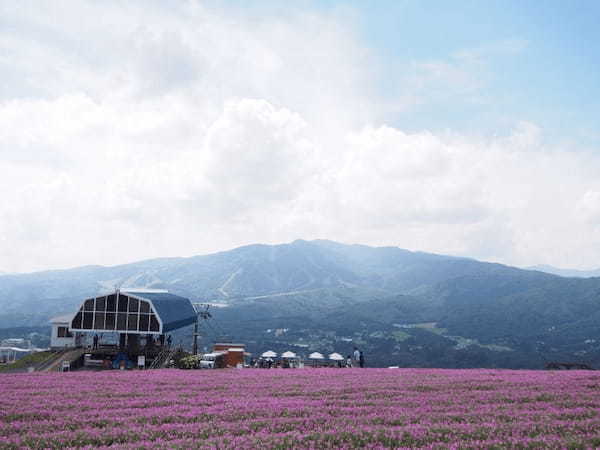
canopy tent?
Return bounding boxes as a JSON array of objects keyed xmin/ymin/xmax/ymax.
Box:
[
  {"xmin": 308, "ymin": 352, "xmax": 324, "ymax": 359},
  {"xmin": 261, "ymin": 350, "xmax": 277, "ymax": 358},
  {"xmin": 329, "ymin": 352, "xmax": 344, "ymax": 361},
  {"xmin": 281, "ymin": 351, "xmax": 297, "ymax": 358}
]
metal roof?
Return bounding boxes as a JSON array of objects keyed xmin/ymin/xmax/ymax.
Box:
[
  {"xmin": 123, "ymin": 291, "xmax": 196, "ymax": 333},
  {"xmin": 50, "ymin": 314, "xmax": 75, "ymax": 324}
]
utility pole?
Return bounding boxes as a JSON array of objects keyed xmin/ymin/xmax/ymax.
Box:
[{"xmin": 192, "ymin": 303, "xmax": 211, "ymax": 355}]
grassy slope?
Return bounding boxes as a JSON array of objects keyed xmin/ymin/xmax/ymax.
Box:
[{"xmin": 0, "ymin": 351, "xmax": 54, "ymax": 373}]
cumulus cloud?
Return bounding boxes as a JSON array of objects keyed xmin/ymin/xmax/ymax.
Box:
[{"xmin": 0, "ymin": 1, "xmax": 599, "ymax": 272}]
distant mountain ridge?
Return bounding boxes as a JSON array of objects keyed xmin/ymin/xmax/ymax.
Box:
[
  {"xmin": 2, "ymin": 239, "xmax": 600, "ymax": 368},
  {"xmin": 525, "ymin": 264, "xmax": 600, "ymax": 278},
  {"xmin": 0, "ymin": 239, "xmax": 474, "ymax": 306}
]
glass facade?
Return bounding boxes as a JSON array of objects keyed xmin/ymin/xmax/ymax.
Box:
[{"xmin": 70, "ymin": 293, "xmax": 161, "ymax": 333}]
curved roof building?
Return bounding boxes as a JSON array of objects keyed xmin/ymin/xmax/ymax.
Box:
[{"xmin": 69, "ymin": 289, "xmax": 196, "ymax": 335}]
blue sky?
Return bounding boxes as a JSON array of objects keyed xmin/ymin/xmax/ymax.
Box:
[
  {"xmin": 7, "ymin": 0, "xmax": 600, "ymax": 139},
  {"xmin": 323, "ymin": 0, "xmax": 600, "ymax": 144},
  {"xmin": 1, "ymin": 1, "xmax": 600, "ymax": 272},
  {"xmin": 207, "ymin": 0, "xmax": 600, "ymax": 143}
]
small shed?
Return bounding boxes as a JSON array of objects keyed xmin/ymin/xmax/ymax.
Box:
[
  {"xmin": 213, "ymin": 342, "xmax": 246, "ymax": 367},
  {"xmin": 50, "ymin": 314, "xmax": 76, "ymax": 349}
]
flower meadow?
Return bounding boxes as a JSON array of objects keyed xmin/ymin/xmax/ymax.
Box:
[{"xmin": 2, "ymin": 369, "xmax": 600, "ymax": 449}]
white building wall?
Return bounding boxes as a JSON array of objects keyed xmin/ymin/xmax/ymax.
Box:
[{"xmin": 50, "ymin": 323, "xmax": 75, "ymax": 349}]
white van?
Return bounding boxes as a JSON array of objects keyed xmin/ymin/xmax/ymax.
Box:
[{"xmin": 200, "ymin": 352, "xmax": 224, "ymax": 369}]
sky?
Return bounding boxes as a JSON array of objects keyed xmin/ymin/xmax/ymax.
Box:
[{"xmin": 1, "ymin": 0, "xmax": 600, "ymax": 273}]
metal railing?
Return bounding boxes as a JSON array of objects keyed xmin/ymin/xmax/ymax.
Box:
[
  {"xmin": 35, "ymin": 350, "xmax": 68, "ymax": 372},
  {"xmin": 149, "ymin": 347, "xmax": 178, "ymax": 369}
]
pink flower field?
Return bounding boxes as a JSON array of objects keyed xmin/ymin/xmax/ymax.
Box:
[{"xmin": 2, "ymin": 368, "xmax": 600, "ymax": 449}]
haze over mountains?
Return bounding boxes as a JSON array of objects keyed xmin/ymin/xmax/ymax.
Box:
[
  {"xmin": 525, "ymin": 265, "xmax": 600, "ymax": 279},
  {"xmin": 2, "ymin": 239, "xmax": 600, "ymax": 368}
]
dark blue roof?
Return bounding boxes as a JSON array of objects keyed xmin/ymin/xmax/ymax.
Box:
[{"xmin": 127, "ymin": 291, "xmax": 196, "ymax": 333}]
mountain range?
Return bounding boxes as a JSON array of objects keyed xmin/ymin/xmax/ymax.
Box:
[{"xmin": 2, "ymin": 239, "xmax": 600, "ymax": 368}]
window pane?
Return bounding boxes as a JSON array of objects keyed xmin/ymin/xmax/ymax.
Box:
[
  {"xmin": 58, "ymin": 327, "xmax": 73, "ymax": 337},
  {"xmin": 72, "ymin": 312, "xmax": 83, "ymax": 329},
  {"xmin": 117, "ymin": 295, "xmax": 128, "ymax": 312},
  {"xmin": 105, "ymin": 313, "xmax": 116, "ymax": 330},
  {"xmin": 139, "ymin": 314, "xmax": 149, "ymax": 331},
  {"xmin": 139, "ymin": 300, "xmax": 150, "ymax": 313},
  {"xmin": 84, "ymin": 299, "xmax": 95, "ymax": 311},
  {"xmin": 96, "ymin": 296, "xmax": 106, "ymax": 311},
  {"xmin": 106, "ymin": 294, "xmax": 117, "ymax": 311},
  {"xmin": 116, "ymin": 313, "xmax": 127, "ymax": 330},
  {"xmin": 57, "ymin": 326, "xmax": 73, "ymax": 338},
  {"xmin": 127, "ymin": 314, "xmax": 138, "ymax": 331},
  {"xmin": 128, "ymin": 297, "xmax": 139, "ymax": 312},
  {"xmin": 94, "ymin": 312, "xmax": 105, "ymax": 329},
  {"xmin": 83, "ymin": 312, "xmax": 93, "ymax": 329},
  {"xmin": 149, "ymin": 315, "xmax": 159, "ymax": 332}
]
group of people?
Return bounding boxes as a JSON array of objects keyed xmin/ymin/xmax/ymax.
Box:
[
  {"xmin": 250, "ymin": 347, "xmax": 366, "ymax": 369},
  {"xmin": 252, "ymin": 358, "xmax": 299, "ymax": 369},
  {"xmin": 144, "ymin": 334, "xmax": 173, "ymax": 349},
  {"xmin": 347, "ymin": 347, "xmax": 365, "ymax": 368},
  {"xmin": 91, "ymin": 333, "xmax": 172, "ymax": 350},
  {"xmin": 157, "ymin": 334, "xmax": 173, "ymax": 348}
]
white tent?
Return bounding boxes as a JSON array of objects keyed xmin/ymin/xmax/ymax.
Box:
[
  {"xmin": 261, "ymin": 350, "xmax": 277, "ymax": 358},
  {"xmin": 328, "ymin": 352, "xmax": 344, "ymax": 361},
  {"xmin": 281, "ymin": 351, "xmax": 297, "ymax": 358},
  {"xmin": 308, "ymin": 352, "xmax": 324, "ymax": 359}
]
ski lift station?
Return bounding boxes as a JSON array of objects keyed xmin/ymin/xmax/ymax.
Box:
[{"xmin": 49, "ymin": 289, "xmax": 197, "ymax": 369}]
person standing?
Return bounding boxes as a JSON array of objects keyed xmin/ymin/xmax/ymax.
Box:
[
  {"xmin": 93, "ymin": 334, "xmax": 99, "ymax": 350},
  {"xmin": 359, "ymin": 350, "xmax": 365, "ymax": 368},
  {"xmin": 166, "ymin": 335, "xmax": 172, "ymax": 348},
  {"xmin": 353, "ymin": 347, "xmax": 360, "ymax": 366}
]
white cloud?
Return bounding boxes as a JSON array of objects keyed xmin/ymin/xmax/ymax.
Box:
[
  {"xmin": 577, "ymin": 191, "xmax": 600, "ymax": 225},
  {"xmin": 0, "ymin": 2, "xmax": 599, "ymax": 272}
]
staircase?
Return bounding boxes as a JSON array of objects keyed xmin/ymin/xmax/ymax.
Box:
[
  {"xmin": 34, "ymin": 350, "xmax": 67, "ymax": 372},
  {"xmin": 149, "ymin": 347, "xmax": 178, "ymax": 369},
  {"xmin": 39, "ymin": 348, "xmax": 85, "ymax": 372}
]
